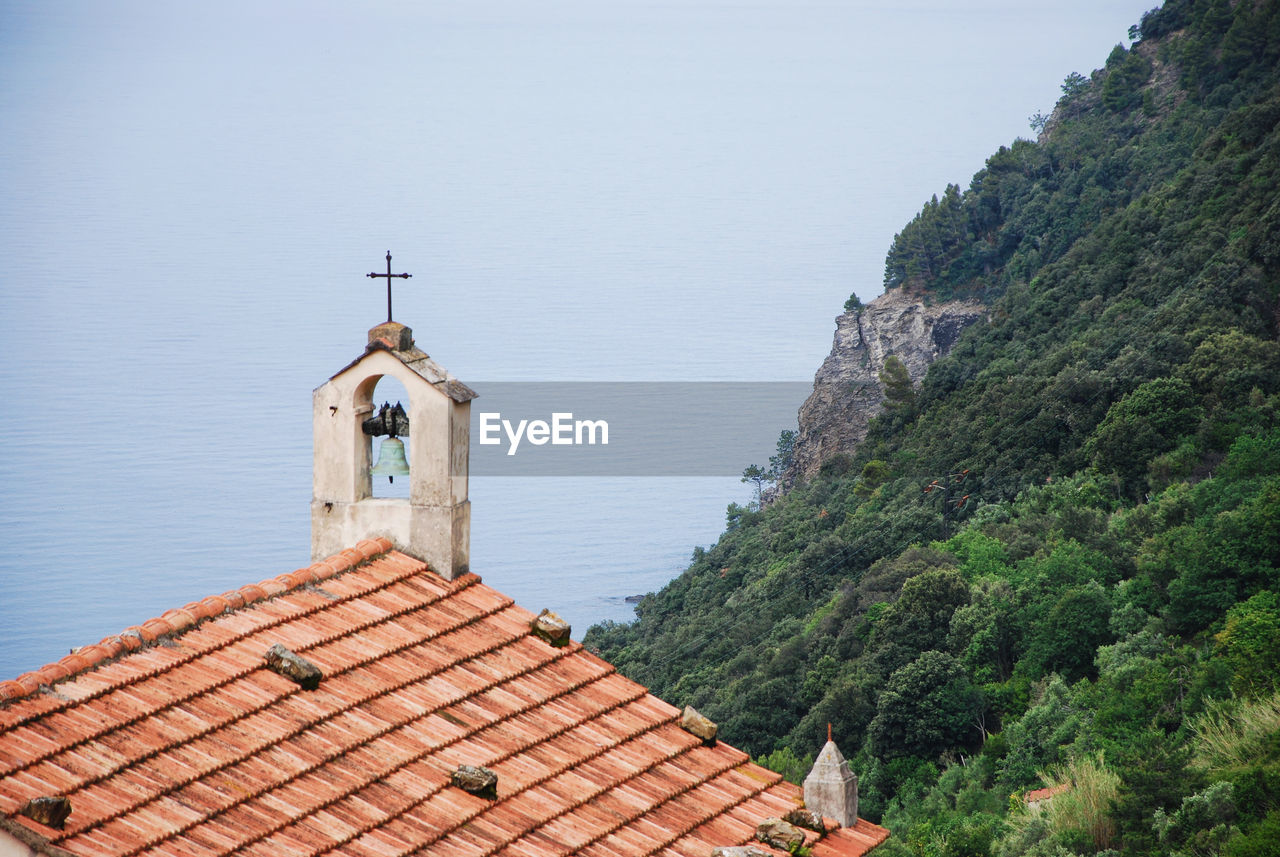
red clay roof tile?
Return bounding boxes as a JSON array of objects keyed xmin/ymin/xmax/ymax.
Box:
[
  {"xmin": 1, "ymin": 543, "xmax": 887, "ymax": 856},
  {"xmin": 1023, "ymin": 783, "xmax": 1070, "ymax": 803}
]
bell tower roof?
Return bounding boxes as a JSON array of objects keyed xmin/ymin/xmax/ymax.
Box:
[{"xmin": 323, "ymin": 321, "xmax": 477, "ymax": 404}]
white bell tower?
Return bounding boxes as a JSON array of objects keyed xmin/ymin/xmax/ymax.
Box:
[{"xmin": 311, "ymin": 317, "xmax": 474, "ymax": 579}]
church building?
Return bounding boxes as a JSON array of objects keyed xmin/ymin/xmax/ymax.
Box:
[{"xmin": 0, "ymin": 286, "xmax": 888, "ymax": 857}]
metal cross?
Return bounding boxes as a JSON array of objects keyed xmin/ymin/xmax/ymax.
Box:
[{"xmin": 367, "ymin": 251, "xmax": 412, "ymax": 323}]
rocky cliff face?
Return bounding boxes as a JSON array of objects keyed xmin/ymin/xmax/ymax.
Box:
[{"xmin": 789, "ymin": 289, "xmax": 986, "ymax": 481}]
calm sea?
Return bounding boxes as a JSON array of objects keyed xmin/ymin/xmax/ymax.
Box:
[{"xmin": 0, "ymin": 0, "xmax": 1154, "ymax": 678}]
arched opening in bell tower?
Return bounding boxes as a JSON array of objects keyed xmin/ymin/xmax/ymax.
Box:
[{"xmin": 356, "ymin": 374, "xmax": 412, "ymax": 500}]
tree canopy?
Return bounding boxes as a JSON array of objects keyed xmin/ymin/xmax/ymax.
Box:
[{"xmin": 587, "ymin": 3, "xmax": 1280, "ymax": 854}]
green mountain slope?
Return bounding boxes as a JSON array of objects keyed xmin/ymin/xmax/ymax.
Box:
[{"xmin": 585, "ymin": 1, "xmax": 1280, "ymax": 854}]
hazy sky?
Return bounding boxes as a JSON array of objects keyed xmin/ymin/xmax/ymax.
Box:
[
  {"xmin": 0, "ymin": 0, "xmax": 1158, "ymax": 675},
  {"xmin": 3, "ymin": 0, "xmax": 1157, "ymax": 380}
]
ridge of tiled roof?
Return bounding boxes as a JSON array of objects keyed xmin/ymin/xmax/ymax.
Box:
[
  {"xmin": 0, "ymin": 544, "xmax": 889, "ymax": 857},
  {"xmin": 0, "ymin": 538, "xmax": 395, "ymax": 704}
]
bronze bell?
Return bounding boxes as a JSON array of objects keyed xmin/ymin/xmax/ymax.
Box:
[{"xmin": 370, "ymin": 437, "xmax": 410, "ymax": 482}]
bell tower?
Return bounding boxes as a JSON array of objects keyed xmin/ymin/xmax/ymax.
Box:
[{"xmin": 311, "ymin": 315, "xmax": 475, "ymax": 579}]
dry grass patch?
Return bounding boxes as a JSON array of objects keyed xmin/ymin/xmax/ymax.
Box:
[
  {"xmin": 1191, "ymin": 690, "xmax": 1280, "ymax": 771},
  {"xmin": 1007, "ymin": 753, "xmax": 1120, "ymax": 853}
]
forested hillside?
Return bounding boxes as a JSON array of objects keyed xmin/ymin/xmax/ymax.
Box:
[{"xmin": 585, "ymin": 1, "xmax": 1280, "ymax": 854}]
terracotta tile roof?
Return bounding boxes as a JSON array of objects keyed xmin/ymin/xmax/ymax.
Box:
[
  {"xmin": 0, "ymin": 539, "xmax": 888, "ymax": 857},
  {"xmin": 1023, "ymin": 783, "xmax": 1071, "ymax": 804}
]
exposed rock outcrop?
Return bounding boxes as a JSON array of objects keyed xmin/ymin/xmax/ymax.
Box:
[{"xmin": 789, "ymin": 289, "xmax": 985, "ymax": 482}]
